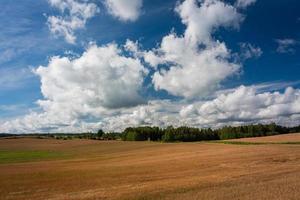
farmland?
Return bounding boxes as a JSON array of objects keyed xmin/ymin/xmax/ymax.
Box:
[{"xmin": 1, "ymin": 134, "xmax": 300, "ymax": 200}]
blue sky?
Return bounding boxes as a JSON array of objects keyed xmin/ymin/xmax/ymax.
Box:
[{"xmin": 0, "ymin": 0, "xmax": 300, "ymax": 133}]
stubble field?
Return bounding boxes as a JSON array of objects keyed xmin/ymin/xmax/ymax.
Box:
[{"xmin": 1, "ymin": 134, "xmax": 300, "ymax": 200}]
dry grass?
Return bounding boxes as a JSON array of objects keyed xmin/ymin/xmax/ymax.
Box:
[
  {"xmin": 229, "ymin": 132, "xmax": 300, "ymax": 143},
  {"xmin": 0, "ymin": 136, "xmax": 300, "ymax": 200}
]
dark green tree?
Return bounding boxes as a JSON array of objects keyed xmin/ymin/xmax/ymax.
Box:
[{"xmin": 97, "ymin": 129, "xmax": 105, "ymax": 138}]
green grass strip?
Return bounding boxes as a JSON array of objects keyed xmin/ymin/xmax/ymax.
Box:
[{"xmin": 0, "ymin": 150, "xmax": 67, "ymax": 164}]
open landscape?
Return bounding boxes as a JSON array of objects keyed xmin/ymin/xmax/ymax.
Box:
[
  {"xmin": 1, "ymin": 133, "xmax": 300, "ymax": 200},
  {"xmin": 1, "ymin": 1, "xmax": 300, "ymax": 199}
]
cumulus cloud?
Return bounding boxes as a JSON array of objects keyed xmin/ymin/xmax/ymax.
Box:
[
  {"xmin": 103, "ymin": 85, "xmax": 300, "ymax": 131},
  {"xmin": 86, "ymin": 86, "xmax": 300, "ymax": 130},
  {"xmin": 0, "ymin": 42, "xmax": 149, "ymax": 133},
  {"xmin": 102, "ymin": 100, "xmax": 182, "ymax": 131},
  {"xmin": 275, "ymin": 38, "xmax": 299, "ymax": 54},
  {"xmin": 151, "ymin": 38, "xmax": 240, "ymax": 98},
  {"xmin": 181, "ymin": 86, "xmax": 300, "ymax": 127},
  {"xmin": 3, "ymin": 0, "xmax": 299, "ymax": 133},
  {"xmin": 1, "ymin": 85, "xmax": 300, "ymax": 133},
  {"xmin": 140, "ymin": 0, "xmax": 243, "ymax": 99},
  {"xmin": 176, "ymin": 0, "xmax": 243, "ymax": 45},
  {"xmin": 47, "ymin": 0, "xmax": 99, "ymax": 44},
  {"xmin": 235, "ymin": 0, "xmax": 257, "ymax": 9},
  {"xmin": 36, "ymin": 43, "xmax": 148, "ymax": 111},
  {"xmin": 104, "ymin": 0, "xmax": 143, "ymax": 22},
  {"xmin": 108, "ymin": 85, "xmax": 300, "ymax": 131}
]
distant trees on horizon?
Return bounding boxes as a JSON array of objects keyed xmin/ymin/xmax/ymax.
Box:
[
  {"xmin": 121, "ymin": 123, "xmax": 300, "ymax": 142},
  {"xmin": 3, "ymin": 123, "xmax": 300, "ymax": 142}
]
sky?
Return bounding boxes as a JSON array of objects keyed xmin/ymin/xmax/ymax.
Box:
[{"xmin": 0, "ymin": 0, "xmax": 300, "ymax": 133}]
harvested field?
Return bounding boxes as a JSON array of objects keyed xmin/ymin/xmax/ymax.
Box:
[
  {"xmin": 229, "ymin": 133, "xmax": 300, "ymax": 143},
  {"xmin": 0, "ymin": 136, "xmax": 300, "ymax": 200}
]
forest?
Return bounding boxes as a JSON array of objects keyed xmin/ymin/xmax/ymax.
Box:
[
  {"xmin": 121, "ymin": 123, "xmax": 300, "ymax": 142},
  {"xmin": 2, "ymin": 123, "xmax": 300, "ymax": 142}
]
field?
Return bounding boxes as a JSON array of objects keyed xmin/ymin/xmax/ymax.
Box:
[
  {"xmin": 1, "ymin": 134, "xmax": 300, "ymax": 200},
  {"xmin": 229, "ymin": 133, "xmax": 300, "ymax": 143}
]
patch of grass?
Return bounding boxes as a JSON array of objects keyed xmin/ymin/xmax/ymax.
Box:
[
  {"xmin": 279, "ymin": 141, "xmax": 300, "ymax": 145},
  {"xmin": 0, "ymin": 150, "xmax": 67, "ymax": 164}
]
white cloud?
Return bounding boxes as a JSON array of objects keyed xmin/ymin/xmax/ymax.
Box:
[
  {"xmin": 151, "ymin": 38, "xmax": 240, "ymax": 98},
  {"xmin": 237, "ymin": 42, "xmax": 262, "ymax": 60},
  {"xmin": 99, "ymin": 100, "xmax": 188, "ymax": 132},
  {"xmin": 124, "ymin": 39, "xmax": 164, "ymax": 69},
  {"xmin": 184, "ymin": 86, "xmax": 300, "ymax": 126},
  {"xmin": 215, "ymin": 81, "xmax": 300, "ymax": 97},
  {"xmin": 176, "ymin": 0, "xmax": 243, "ymax": 45},
  {"xmin": 47, "ymin": 0, "xmax": 99, "ymax": 44},
  {"xmin": 1, "ymin": 85, "xmax": 300, "ymax": 133},
  {"xmin": 87, "ymin": 86, "xmax": 300, "ymax": 131},
  {"xmin": 275, "ymin": 38, "xmax": 299, "ymax": 54},
  {"xmin": 124, "ymin": 39, "xmax": 140, "ymax": 55},
  {"xmin": 104, "ymin": 0, "xmax": 143, "ymax": 22},
  {"xmin": 235, "ymin": 0, "xmax": 257, "ymax": 9},
  {"xmin": 0, "ymin": 43, "xmax": 148, "ymax": 133},
  {"xmin": 3, "ymin": 0, "xmax": 299, "ymax": 134},
  {"xmin": 36, "ymin": 43, "xmax": 148, "ymax": 112},
  {"xmin": 141, "ymin": 0, "xmax": 243, "ymax": 99}
]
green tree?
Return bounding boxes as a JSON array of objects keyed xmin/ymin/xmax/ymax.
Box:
[{"xmin": 97, "ymin": 129, "xmax": 105, "ymax": 138}]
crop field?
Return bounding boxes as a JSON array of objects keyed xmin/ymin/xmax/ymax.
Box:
[
  {"xmin": 0, "ymin": 135, "xmax": 300, "ymax": 200},
  {"xmin": 229, "ymin": 133, "xmax": 300, "ymax": 143}
]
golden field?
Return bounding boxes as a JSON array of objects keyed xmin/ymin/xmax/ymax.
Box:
[{"xmin": 1, "ymin": 134, "xmax": 300, "ymax": 200}]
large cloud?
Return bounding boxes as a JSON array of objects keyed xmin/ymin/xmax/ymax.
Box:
[
  {"xmin": 2, "ymin": 85, "xmax": 300, "ymax": 133},
  {"xmin": 0, "ymin": 43, "xmax": 148, "ymax": 133},
  {"xmin": 139, "ymin": 0, "xmax": 244, "ymax": 99},
  {"xmin": 151, "ymin": 38, "xmax": 240, "ymax": 98},
  {"xmin": 106, "ymin": 86, "xmax": 300, "ymax": 131},
  {"xmin": 36, "ymin": 43, "xmax": 148, "ymax": 114},
  {"xmin": 26, "ymin": 44, "xmax": 147, "ymax": 132},
  {"xmin": 104, "ymin": 0, "xmax": 143, "ymax": 22},
  {"xmin": 47, "ymin": 0, "xmax": 99, "ymax": 44},
  {"xmin": 181, "ymin": 86, "xmax": 300, "ymax": 125}
]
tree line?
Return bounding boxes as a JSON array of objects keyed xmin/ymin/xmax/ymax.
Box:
[
  {"xmin": 1, "ymin": 123, "xmax": 300, "ymax": 142},
  {"xmin": 121, "ymin": 123, "xmax": 300, "ymax": 142}
]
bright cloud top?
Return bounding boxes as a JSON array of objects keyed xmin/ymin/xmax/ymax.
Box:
[
  {"xmin": 47, "ymin": 0, "xmax": 99, "ymax": 44},
  {"xmin": 104, "ymin": 0, "xmax": 143, "ymax": 22},
  {"xmin": 139, "ymin": 0, "xmax": 243, "ymax": 99},
  {"xmin": 36, "ymin": 43, "xmax": 148, "ymax": 112},
  {"xmin": 0, "ymin": 43, "xmax": 148, "ymax": 133}
]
